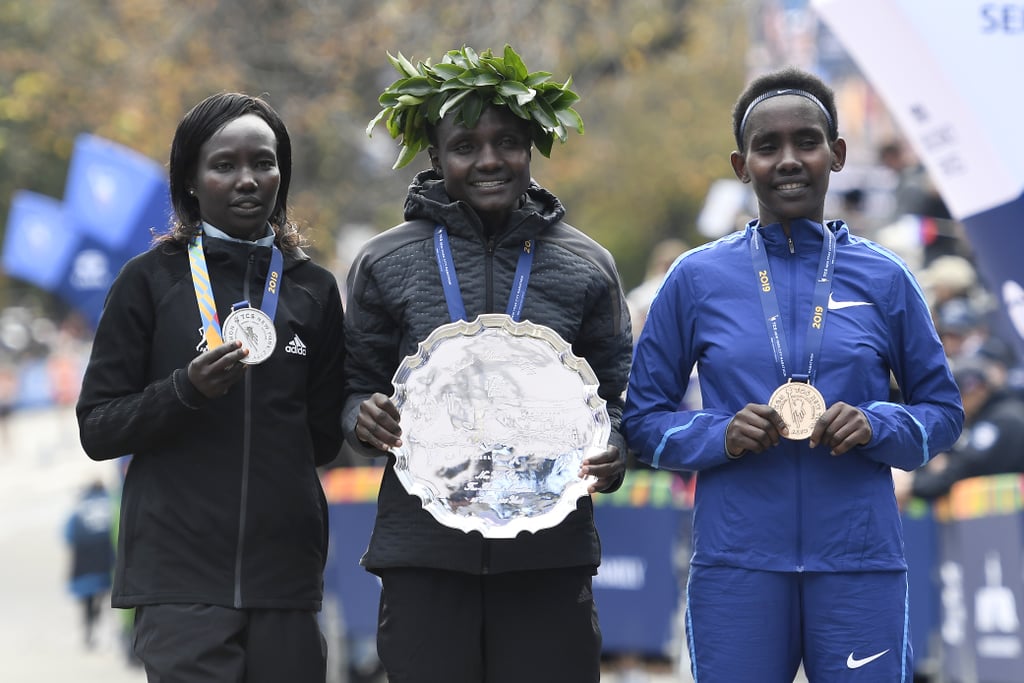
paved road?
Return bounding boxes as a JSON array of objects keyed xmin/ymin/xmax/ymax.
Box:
[{"xmin": 0, "ymin": 406, "xmax": 145, "ymax": 683}]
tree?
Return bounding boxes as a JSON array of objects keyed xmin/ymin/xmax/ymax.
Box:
[{"xmin": 0, "ymin": 0, "xmax": 747, "ymax": 314}]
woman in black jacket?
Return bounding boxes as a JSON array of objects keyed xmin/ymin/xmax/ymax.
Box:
[
  {"xmin": 348, "ymin": 46, "xmax": 633, "ymax": 683},
  {"xmin": 76, "ymin": 92, "xmax": 345, "ymax": 683}
]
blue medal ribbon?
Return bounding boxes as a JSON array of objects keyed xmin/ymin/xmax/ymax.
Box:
[
  {"xmin": 748, "ymin": 219, "xmax": 836, "ymax": 385},
  {"xmin": 187, "ymin": 232, "xmax": 284, "ymax": 347},
  {"xmin": 231, "ymin": 244, "xmax": 283, "ymax": 319},
  {"xmin": 433, "ymin": 225, "xmax": 535, "ymax": 323}
]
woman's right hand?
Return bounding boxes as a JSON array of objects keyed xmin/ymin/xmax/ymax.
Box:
[
  {"xmin": 356, "ymin": 392, "xmax": 403, "ymax": 452},
  {"xmin": 187, "ymin": 340, "xmax": 249, "ymax": 398},
  {"xmin": 725, "ymin": 403, "xmax": 788, "ymax": 458}
]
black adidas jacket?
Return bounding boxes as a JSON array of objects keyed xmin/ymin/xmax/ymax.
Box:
[{"xmin": 77, "ymin": 235, "xmax": 345, "ymax": 609}]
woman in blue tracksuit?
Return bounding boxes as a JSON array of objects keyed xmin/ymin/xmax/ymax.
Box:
[{"xmin": 622, "ymin": 68, "xmax": 963, "ymax": 682}]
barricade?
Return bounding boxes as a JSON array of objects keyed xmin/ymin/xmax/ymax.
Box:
[
  {"xmin": 592, "ymin": 469, "xmax": 693, "ymax": 659},
  {"xmin": 321, "ymin": 466, "xmax": 695, "ymax": 661},
  {"xmin": 929, "ymin": 474, "xmax": 1024, "ymax": 683},
  {"xmin": 322, "ymin": 466, "xmax": 384, "ymax": 642}
]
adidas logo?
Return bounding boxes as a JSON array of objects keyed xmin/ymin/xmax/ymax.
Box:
[{"xmin": 285, "ymin": 333, "xmax": 307, "ymax": 356}]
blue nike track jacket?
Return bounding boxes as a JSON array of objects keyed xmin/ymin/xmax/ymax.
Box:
[{"xmin": 622, "ymin": 218, "xmax": 963, "ymax": 572}]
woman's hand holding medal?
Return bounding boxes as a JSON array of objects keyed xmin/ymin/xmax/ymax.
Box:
[
  {"xmin": 187, "ymin": 340, "xmax": 249, "ymax": 398},
  {"xmin": 726, "ymin": 403, "xmax": 789, "ymax": 458},
  {"xmin": 726, "ymin": 400, "xmax": 872, "ymax": 459},
  {"xmin": 808, "ymin": 401, "xmax": 872, "ymax": 456}
]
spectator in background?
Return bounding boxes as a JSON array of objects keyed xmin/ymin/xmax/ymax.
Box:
[
  {"xmin": 878, "ymin": 139, "xmax": 950, "ymax": 221},
  {"xmin": 0, "ymin": 362, "xmax": 15, "ymax": 450},
  {"xmin": 934, "ymin": 297, "xmax": 989, "ymax": 361},
  {"xmin": 917, "ymin": 254, "xmax": 980, "ymax": 310},
  {"xmin": 900, "ymin": 356, "xmax": 1024, "ymax": 502},
  {"xmin": 626, "ymin": 237, "xmax": 689, "ymax": 342},
  {"xmin": 877, "ymin": 139, "xmax": 963, "ymax": 265},
  {"xmin": 64, "ymin": 480, "xmax": 115, "ymax": 649}
]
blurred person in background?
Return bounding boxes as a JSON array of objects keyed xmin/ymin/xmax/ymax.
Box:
[
  {"xmin": 76, "ymin": 92, "xmax": 346, "ymax": 683},
  {"xmin": 64, "ymin": 479, "xmax": 115, "ymax": 650},
  {"xmin": 898, "ymin": 356, "xmax": 1024, "ymax": 503},
  {"xmin": 916, "ymin": 254, "xmax": 979, "ymax": 310},
  {"xmin": 0, "ymin": 361, "xmax": 15, "ymax": 449},
  {"xmin": 626, "ymin": 236, "xmax": 689, "ymax": 342},
  {"xmin": 346, "ymin": 45, "xmax": 632, "ymax": 683},
  {"xmin": 623, "ymin": 67, "xmax": 963, "ymax": 682}
]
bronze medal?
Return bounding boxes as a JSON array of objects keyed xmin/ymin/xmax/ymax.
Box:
[{"xmin": 768, "ymin": 381, "xmax": 827, "ymax": 440}]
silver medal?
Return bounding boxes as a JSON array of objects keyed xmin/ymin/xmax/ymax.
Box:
[{"xmin": 221, "ymin": 307, "xmax": 277, "ymax": 365}]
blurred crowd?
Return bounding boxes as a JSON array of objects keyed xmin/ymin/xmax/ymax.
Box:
[{"xmin": 0, "ymin": 306, "xmax": 93, "ymax": 450}]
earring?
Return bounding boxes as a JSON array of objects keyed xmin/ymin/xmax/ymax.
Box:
[{"xmin": 188, "ymin": 188, "xmax": 196, "ymax": 196}]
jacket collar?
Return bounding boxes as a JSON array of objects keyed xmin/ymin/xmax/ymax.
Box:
[
  {"xmin": 403, "ymin": 169, "xmax": 565, "ymax": 243},
  {"xmin": 750, "ymin": 217, "xmax": 849, "ymax": 253}
]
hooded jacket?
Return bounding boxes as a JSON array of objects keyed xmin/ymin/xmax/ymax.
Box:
[
  {"xmin": 623, "ymin": 218, "xmax": 963, "ymax": 572},
  {"xmin": 77, "ymin": 235, "xmax": 345, "ymax": 609},
  {"xmin": 342, "ymin": 171, "xmax": 632, "ymax": 574}
]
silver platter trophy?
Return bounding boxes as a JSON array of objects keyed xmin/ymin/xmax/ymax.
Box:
[
  {"xmin": 768, "ymin": 380, "xmax": 827, "ymax": 440},
  {"xmin": 222, "ymin": 306, "xmax": 277, "ymax": 365},
  {"xmin": 390, "ymin": 313, "xmax": 609, "ymax": 539}
]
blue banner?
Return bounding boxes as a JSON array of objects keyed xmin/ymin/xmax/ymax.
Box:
[
  {"xmin": 931, "ymin": 475, "xmax": 1024, "ymax": 682},
  {"xmin": 54, "ymin": 234, "xmax": 124, "ymax": 328},
  {"xmin": 960, "ymin": 193, "xmax": 1024, "ymax": 358},
  {"xmin": 2, "ymin": 191, "xmax": 81, "ymax": 291},
  {"xmin": 3, "ymin": 136, "xmax": 171, "ymax": 328},
  {"xmin": 325, "ymin": 501, "xmax": 381, "ymax": 639},
  {"xmin": 593, "ymin": 504, "xmax": 689, "ymax": 657},
  {"xmin": 63, "ymin": 134, "xmax": 171, "ymax": 257}
]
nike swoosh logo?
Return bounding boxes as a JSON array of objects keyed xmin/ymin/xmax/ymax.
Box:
[
  {"xmin": 828, "ymin": 293, "xmax": 874, "ymax": 310},
  {"xmin": 846, "ymin": 649, "xmax": 890, "ymax": 669}
]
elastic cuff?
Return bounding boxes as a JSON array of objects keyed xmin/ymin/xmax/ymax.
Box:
[{"xmin": 172, "ymin": 368, "xmax": 204, "ymax": 410}]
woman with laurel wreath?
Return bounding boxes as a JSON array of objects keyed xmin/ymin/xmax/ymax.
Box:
[
  {"xmin": 344, "ymin": 46, "xmax": 632, "ymax": 683},
  {"xmin": 622, "ymin": 67, "xmax": 963, "ymax": 682}
]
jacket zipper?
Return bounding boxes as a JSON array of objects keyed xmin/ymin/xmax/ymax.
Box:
[
  {"xmin": 484, "ymin": 234, "xmax": 497, "ymax": 314},
  {"xmin": 234, "ymin": 250, "xmax": 256, "ymax": 607},
  {"xmin": 483, "ymin": 233, "xmax": 497, "ymax": 574},
  {"xmin": 786, "ymin": 241, "xmax": 805, "ymax": 571}
]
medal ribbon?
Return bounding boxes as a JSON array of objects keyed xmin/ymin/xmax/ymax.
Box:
[
  {"xmin": 433, "ymin": 225, "xmax": 535, "ymax": 323},
  {"xmin": 232, "ymin": 244, "xmax": 283, "ymax": 319},
  {"xmin": 188, "ymin": 234, "xmax": 224, "ymax": 348},
  {"xmin": 188, "ymin": 233, "xmax": 284, "ymax": 348},
  {"xmin": 748, "ymin": 219, "xmax": 836, "ymax": 385}
]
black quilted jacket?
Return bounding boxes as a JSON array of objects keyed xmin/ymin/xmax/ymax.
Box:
[{"xmin": 342, "ymin": 170, "xmax": 632, "ymax": 574}]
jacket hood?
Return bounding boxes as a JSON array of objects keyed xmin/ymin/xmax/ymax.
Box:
[{"xmin": 403, "ymin": 169, "xmax": 565, "ymax": 240}]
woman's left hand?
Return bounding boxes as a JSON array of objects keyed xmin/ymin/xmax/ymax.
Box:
[
  {"xmin": 580, "ymin": 445, "xmax": 625, "ymax": 494},
  {"xmin": 809, "ymin": 401, "xmax": 872, "ymax": 455}
]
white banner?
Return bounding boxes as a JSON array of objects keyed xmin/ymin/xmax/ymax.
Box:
[{"xmin": 812, "ymin": 0, "xmax": 1024, "ymax": 220}]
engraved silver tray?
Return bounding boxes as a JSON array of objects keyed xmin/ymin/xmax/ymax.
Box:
[{"xmin": 390, "ymin": 313, "xmax": 609, "ymax": 538}]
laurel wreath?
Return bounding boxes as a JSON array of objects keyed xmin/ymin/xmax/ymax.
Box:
[{"xmin": 367, "ymin": 45, "xmax": 584, "ymax": 169}]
